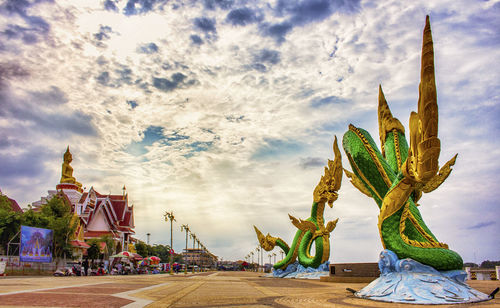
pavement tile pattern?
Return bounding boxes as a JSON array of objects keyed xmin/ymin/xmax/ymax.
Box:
[{"xmin": 0, "ymin": 272, "xmax": 498, "ymax": 307}]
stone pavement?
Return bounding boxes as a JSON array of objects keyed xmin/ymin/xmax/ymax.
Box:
[{"xmin": 0, "ymin": 272, "xmax": 498, "ymax": 307}]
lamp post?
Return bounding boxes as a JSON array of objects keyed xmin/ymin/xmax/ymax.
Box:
[
  {"xmin": 146, "ymin": 233, "xmax": 150, "ymax": 245},
  {"xmin": 196, "ymin": 239, "xmax": 201, "ymax": 270},
  {"xmin": 256, "ymin": 247, "xmax": 260, "ymax": 272},
  {"xmin": 180, "ymin": 224, "xmax": 189, "ymax": 273},
  {"xmin": 250, "ymin": 251, "xmax": 254, "ymax": 270},
  {"xmin": 190, "ymin": 233, "xmax": 196, "ymax": 272},
  {"xmin": 273, "ymin": 252, "xmax": 276, "ymax": 264},
  {"xmin": 280, "ymin": 250, "xmax": 284, "ymax": 260},
  {"xmin": 164, "ymin": 211, "xmax": 176, "ymax": 272}
]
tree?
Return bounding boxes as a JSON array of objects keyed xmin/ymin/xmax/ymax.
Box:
[
  {"xmin": 480, "ymin": 260, "xmax": 500, "ymax": 268},
  {"xmin": 0, "ymin": 195, "xmax": 22, "ymax": 254},
  {"xmin": 135, "ymin": 241, "xmax": 148, "ymax": 257},
  {"xmin": 20, "ymin": 194, "xmax": 78, "ymax": 261},
  {"xmin": 151, "ymin": 244, "xmax": 171, "ymax": 263},
  {"xmin": 87, "ymin": 239, "xmax": 100, "ymax": 267},
  {"xmin": 99, "ymin": 235, "xmax": 115, "ymax": 257},
  {"xmin": 39, "ymin": 195, "xmax": 78, "ymax": 260}
]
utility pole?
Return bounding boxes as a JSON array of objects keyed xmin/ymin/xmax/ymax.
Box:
[
  {"xmin": 181, "ymin": 224, "xmax": 189, "ymax": 273},
  {"xmin": 164, "ymin": 211, "xmax": 176, "ymax": 272},
  {"xmin": 190, "ymin": 233, "xmax": 196, "ymax": 272},
  {"xmin": 256, "ymin": 247, "xmax": 260, "ymax": 272}
]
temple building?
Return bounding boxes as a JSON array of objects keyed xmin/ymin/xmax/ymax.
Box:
[{"xmin": 33, "ymin": 147, "xmax": 136, "ymax": 257}]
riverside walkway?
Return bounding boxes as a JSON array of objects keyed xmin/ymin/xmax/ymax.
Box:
[{"xmin": 0, "ymin": 271, "xmax": 498, "ymax": 307}]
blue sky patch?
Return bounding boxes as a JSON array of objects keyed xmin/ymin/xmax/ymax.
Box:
[
  {"xmin": 125, "ymin": 125, "xmax": 164, "ymax": 156},
  {"xmin": 252, "ymin": 138, "xmax": 303, "ymax": 160},
  {"xmin": 127, "ymin": 100, "xmax": 138, "ymax": 109},
  {"xmin": 310, "ymin": 95, "xmax": 349, "ymax": 108}
]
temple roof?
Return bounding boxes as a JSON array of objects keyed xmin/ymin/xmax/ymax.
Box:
[{"xmin": 7, "ymin": 197, "xmax": 23, "ymax": 213}]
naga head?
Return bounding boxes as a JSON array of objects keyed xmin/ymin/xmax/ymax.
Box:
[
  {"xmin": 254, "ymin": 225, "xmax": 277, "ymax": 251},
  {"xmin": 313, "ymin": 136, "xmax": 343, "ymax": 207}
]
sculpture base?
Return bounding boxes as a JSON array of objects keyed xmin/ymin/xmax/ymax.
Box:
[
  {"xmin": 355, "ymin": 250, "xmax": 491, "ymax": 304},
  {"xmin": 269, "ymin": 261, "xmax": 330, "ymax": 279},
  {"xmin": 56, "ymin": 183, "xmax": 83, "ymax": 193}
]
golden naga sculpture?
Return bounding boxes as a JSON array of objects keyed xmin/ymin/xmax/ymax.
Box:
[
  {"xmin": 60, "ymin": 146, "xmax": 83, "ymax": 190},
  {"xmin": 342, "ymin": 16, "xmax": 462, "ymax": 270}
]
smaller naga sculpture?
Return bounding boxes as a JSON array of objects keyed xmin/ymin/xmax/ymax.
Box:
[
  {"xmin": 60, "ymin": 146, "xmax": 83, "ymax": 189},
  {"xmin": 254, "ymin": 136, "xmax": 342, "ymax": 271}
]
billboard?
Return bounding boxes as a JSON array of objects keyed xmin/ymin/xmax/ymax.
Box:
[{"xmin": 20, "ymin": 225, "xmax": 53, "ymax": 263}]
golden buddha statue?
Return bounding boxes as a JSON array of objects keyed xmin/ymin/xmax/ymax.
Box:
[{"xmin": 60, "ymin": 146, "xmax": 82, "ymax": 189}]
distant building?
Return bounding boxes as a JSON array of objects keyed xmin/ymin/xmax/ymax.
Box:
[
  {"xmin": 32, "ymin": 147, "xmax": 136, "ymax": 258},
  {"xmin": 182, "ymin": 248, "xmax": 217, "ymax": 269}
]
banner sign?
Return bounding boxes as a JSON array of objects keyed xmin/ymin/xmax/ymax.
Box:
[{"xmin": 20, "ymin": 225, "xmax": 53, "ymax": 263}]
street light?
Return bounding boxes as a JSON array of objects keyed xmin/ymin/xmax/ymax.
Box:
[
  {"xmin": 250, "ymin": 251, "xmax": 254, "ymax": 270},
  {"xmin": 190, "ymin": 233, "xmax": 196, "ymax": 271},
  {"xmin": 256, "ymin": 247, "xmax": 260, "ymax": 272},
  {"xmin": 273, "ymin": 252, "xmax": 276, "ymax": 264},
  {"xmin": 181, "ymin": 224, "xmax": 189, "ymax": 272},
  {"xmin": 164, "ymin": 211, "xmax": 176, "ymax": 271}
]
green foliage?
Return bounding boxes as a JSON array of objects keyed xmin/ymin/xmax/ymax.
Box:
[
  {"xmin": 87, "ymin": 239, "xmax": 100, "ymax": 262},
  {"xmin": 135, "ymin": 241, "xmax": 148, "ymax": 257},
  {"xmin": 99, "ymin": 235, "xmax": 115, "ymax": 256},
  {"xmin": 151, "ymin": 244, "xmax": 172, "ymax": 263},
  {"xmin": 0, "ymin": 195, "xmax": 22, "ymax": 253},
  {"xmin": 134, "ymin": 242, "xmax": 175, "ymax": 263},
  {"xmin": 19, "ymin": 195, "xmax": 78, "ymax": 260},
  {"xmin": 42, "ymin": 196, "xmax": 78, "ymax": 259},
  {"xmin": 480, "ymin": 260, "xmax": 500, "ymax": 268}
]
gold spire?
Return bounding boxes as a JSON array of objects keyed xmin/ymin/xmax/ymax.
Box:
[
  {"xmin": 377, "ymin": 85, "xmax": 404, "ymax": 157},
  {"xmin": 405, "ymin": 15, "xmax": 441, "ymax": 183}
]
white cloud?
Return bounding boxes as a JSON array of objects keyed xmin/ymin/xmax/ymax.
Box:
[{"xmin": 0, "ymin": 0, "xmax": 498, "ymax": 263}]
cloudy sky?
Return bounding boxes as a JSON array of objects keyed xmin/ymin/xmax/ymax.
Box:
[{"xmin": 0, "ymin": 0, "xmax": 498, "ymax": 264}]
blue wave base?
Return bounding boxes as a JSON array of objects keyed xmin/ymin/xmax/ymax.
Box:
[
  {"xmin": 269, "ymin": 261, "xmax": 330, "ymax": 279},
  {"xmin": 355, "ymin": 250, "xmax": 491, "ymax": 304}
]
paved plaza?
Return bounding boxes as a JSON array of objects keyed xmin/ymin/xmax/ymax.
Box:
[{"xmin": 0, "ymin": 272, "xmax": 498, "ymax": 307}]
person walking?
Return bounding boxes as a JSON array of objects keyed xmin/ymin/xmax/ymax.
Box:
[{"xmin": 82, "ymin": 258, "xmax": 89, "ymax": 276}]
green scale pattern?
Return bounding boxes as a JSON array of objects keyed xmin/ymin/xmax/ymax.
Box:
[{"xmin": 342, "ymin": 127, "xmax": 463, "ymax": 271}]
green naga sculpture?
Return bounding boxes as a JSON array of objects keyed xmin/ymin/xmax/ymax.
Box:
[
  {"xmin": 342, "ymin": 16, "xmax": 462, "ymax": 271},
  {"xmin": 254, "ymin": 137, "xmax": 343, "ymax": 270}
]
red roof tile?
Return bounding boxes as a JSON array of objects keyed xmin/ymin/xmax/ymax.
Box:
[
  {"xmin": 84, "ymin": 231, "xmax": 118, "ymax": 239},
  {"xmin": 119, "ymin": 211, "xmax": 132, "ymax": 226},
  {"xmin": 8, "ymin": 198, "xmax": 23, "ymax": 213},
  {"xmin": 78, "ymin": 192, "xmax": 88, "ymax": 204},
  {"xmin": 69, "ymin": 240, "xmax": 90, "ymax": 248},
  {"xmin": 110, "ymin": 199, "xmax": 126, "ymax": 219}
]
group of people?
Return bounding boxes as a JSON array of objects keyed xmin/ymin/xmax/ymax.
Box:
[
  {"xmin": 55, "ymin": 258, "xmax": 165, "ymax": 277},
  {"xmin": 110, "ymin": 260, "xmax": 161, "ymax": 275},
  {"xmin": 67, "ymin": 259, "xmax": 107, "ymax": 276},
  {"xmin": 54, "ymin": 259, "xmax": 108, "ymax": 277}
]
